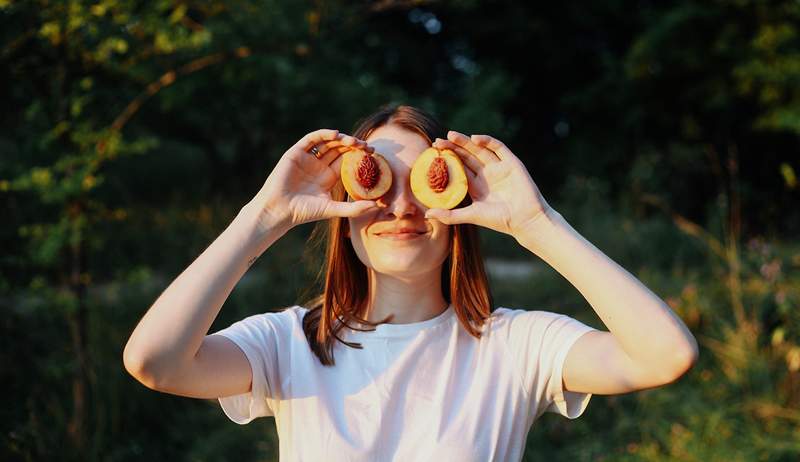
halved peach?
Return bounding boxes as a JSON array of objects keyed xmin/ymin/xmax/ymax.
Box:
[
  {"xmin": 410, "ymin": 147, "xmax": 468, "ymax": 209},
  {"xmin": 341, "ymin": 149, "xmax": 392, "ymax": 200}
]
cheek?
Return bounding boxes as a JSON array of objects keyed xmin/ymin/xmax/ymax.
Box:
[
  {"xmin": 347, "ymin": 214, "xmax": 372, "ymax": 238},
  {"xmin": 424, "ymin": 223, "xmax": 451, "ymax": 253},
  {"xmin": 435, "ymin": 225, "xmax": 452, "ymax": 250}
]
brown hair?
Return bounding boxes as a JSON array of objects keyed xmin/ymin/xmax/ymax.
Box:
[{"xmin": 298, "ymin": 103, "xmax": 494, "ymax": 366}]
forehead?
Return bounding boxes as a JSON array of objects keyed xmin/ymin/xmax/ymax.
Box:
[{"xmin": 365, "ymin": 124, "xmax": 430, "ymax": 171}]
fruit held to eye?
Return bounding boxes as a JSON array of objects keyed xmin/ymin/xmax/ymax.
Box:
[
  {"xmin": 410, "ymin": 147, "xmax": 468, "ymax": 209},
  {"xmin": 341, "ymin": 149, "xmax": 392, "ymax": 200}
]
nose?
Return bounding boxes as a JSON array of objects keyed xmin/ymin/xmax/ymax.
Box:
[{"xmin": 377, "ymin": 179, "xmax": 422, "ymax": 218}]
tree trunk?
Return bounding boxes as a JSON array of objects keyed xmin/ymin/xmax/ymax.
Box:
[{"xmin": 66, "ymin": 201, "xmax": 90, "ymax": 457}]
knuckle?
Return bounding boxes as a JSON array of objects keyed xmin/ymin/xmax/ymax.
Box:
[{"xmin": 317, "ymin": 128, "xmax": 338, "ymax": 139}]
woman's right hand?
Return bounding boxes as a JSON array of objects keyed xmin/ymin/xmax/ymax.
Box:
[{"xmin": 246, "ymin": 129, "xmax": 381, "ymax": 233}]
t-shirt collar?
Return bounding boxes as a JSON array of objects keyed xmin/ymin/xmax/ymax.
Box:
[{"xmin": 345, "ymin": 303, "xmax": 455, "ymax": 339}]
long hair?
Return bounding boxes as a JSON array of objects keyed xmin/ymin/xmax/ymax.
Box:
[{"xmin": 298, "ymin": 103, "xmax": 494, "ymax": 366}]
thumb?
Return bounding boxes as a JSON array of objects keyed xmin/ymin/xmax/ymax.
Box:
[
  {"xmin": 425, "ymin": 207, "xmax": 472, "ymax": 225},
  {"xmin": 322, "ymin": 199, "xmax": 379, "ymax": 219}
]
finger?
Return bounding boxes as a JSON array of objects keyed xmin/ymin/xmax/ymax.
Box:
[
  {"xmin": 320, "ymin": 144, "xmax": 373, "ymax": 167},
  {"xmin": 470, "ymin": 134, "xmax": 513, "ymax": 161},
  {"xmin": 432, "ymin": 138, "xmax": 482, "ymax": 175},
  {"xmin": 337, "ymin": 133, "xmax": 373, "ymax": 152},
  {"xmin": 322, "ymin": 199, "xmax": 380, "ymax": 219},
  {"xmin": 296, "ymin": 128, "xmax": 340, "ymax": 152},
  {"xmin": 315, "ymin": 143, "xmax": 340, "ymax": 163},
  {"xmin": 318, "ymin": 144, "xmax": 351, "ymax": 165},
  {"xmin": 354, "ymin": 137, "xmax": 374, "ymax": 153},
  {"xmin": 330, "ymin": 150, "xmax": 345, "ymax": 174},
  {"xmin": 327, "ymin": 145, "xmax": 373, "ymax": 174},
  {"xmin": 313, "ymin": 136, "xmax": 353, "ymax": 156},
  {"xmin": 447, "ymin": 130, "xmax": 500, "ymax": 164},
  {"xmin": 463, "ymin": 163, "xmax": 477, "ymax": 183},
  {"xmin": 313, "ymin": 135, "xmax": 372, "ymax": 161},
  {"xmin": 315, "ymin": 134, "xmax": 358, "ymax": 154},
  {"xmin": 311, "ymin": 139, "xmax": 344, "ymax": 158},
  {"xmin": 424, "ymin": 205, "xmax": 475, "ymax": 225}
]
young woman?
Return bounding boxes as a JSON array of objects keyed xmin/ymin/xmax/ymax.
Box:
[{"xmin": 123, "ymin": 104, "xmax": 699, "ymax": 461}]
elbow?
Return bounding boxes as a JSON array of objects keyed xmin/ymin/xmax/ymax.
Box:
[
  {"xmin": 122, "ymin": 341, "xmax": 139, "ymax": 376},
  {"xmin": 682, "ymin": 335, "xmax": 700, "ymax": 370},
  {"xmin": 678, "ymin": 348, "xmax": 699, "ymax": 376},
  {"xmin": 123, "ymin": 344, "xmax": 162, "ymax": 391},
  {"xmin": 664, "ymin": 344, "xmax": 699, "ymax": 383}
]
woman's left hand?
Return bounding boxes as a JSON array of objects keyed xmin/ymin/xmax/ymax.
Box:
[{"xmin": 426, "ymin": 130, "xmax": 553, "ymax": 237}]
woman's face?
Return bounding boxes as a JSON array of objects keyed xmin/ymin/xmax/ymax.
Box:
[{"xmin": 346, "ymin": 124, "xmax": 451, "ymax": 278}]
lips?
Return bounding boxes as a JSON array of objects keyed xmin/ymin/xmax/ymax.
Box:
[{"xmin": 376, "ymin": 227, "xmax": 427, "ymax": 235}]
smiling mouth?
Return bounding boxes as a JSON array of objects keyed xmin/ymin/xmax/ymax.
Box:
[{"xmin": 376, "ymin": 231, "xmax": 427, "ymax": 238}]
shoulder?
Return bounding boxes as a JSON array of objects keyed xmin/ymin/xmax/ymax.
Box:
[
  {"xmin": 484, "ymin": 306, "xmax": 589, "ymax": 339},
  {"xmin": 265, "ymin": 304, "xmax": 308, "ymax": 326},
  {"xmin": 477, "ymin": 305, "xmax": 536, "ymax": 337},
  {"xmin": 488, "ymin": 306, "xmax": 568, "ymax": 326},
  {"xmin": 226, "ymin": 305, "xmax": 308, "ymax": 334}
]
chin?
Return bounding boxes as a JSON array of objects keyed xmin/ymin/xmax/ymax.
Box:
[{"xmin": 371, "ymin": 265, "xmax": 436, "ymax": 278}]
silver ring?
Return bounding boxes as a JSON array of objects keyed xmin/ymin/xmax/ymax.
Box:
[{"xmin": 309, "ymin": 145, "xmax": 321, "ymax": 157}]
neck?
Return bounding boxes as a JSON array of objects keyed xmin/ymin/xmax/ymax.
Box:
[{"xmin": 365, "ymin": 266, "xmax": 449, "ymax": 324}]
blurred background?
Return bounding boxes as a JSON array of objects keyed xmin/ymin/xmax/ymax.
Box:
[{"xmin": 2, "ymin": 0, "xmax": 799, "ymax": 460}]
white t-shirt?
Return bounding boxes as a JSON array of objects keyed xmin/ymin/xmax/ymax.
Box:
[{"xmin": 210, "ymin": 303, "xmax": 598, "ymax": 461}]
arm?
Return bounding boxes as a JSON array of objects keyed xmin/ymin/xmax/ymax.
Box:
[
  {"xmin": 514, "ymin": 208, "xmax": 699, "ymax": 393},
  {"xmin": 122, "ymin": 201, "xmax": 289, "ymax": 390},
  {"xmin": 122, "ymin": 129, "xmax": 376, "ymax": 396},
  {"xmin": 428, "ymin": 131, "xmax": 698, "ymax": 395}
]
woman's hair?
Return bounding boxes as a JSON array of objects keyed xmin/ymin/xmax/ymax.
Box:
[{"xmin": 297, "ymin": 103, "xmax": 494, "ymax": 366}]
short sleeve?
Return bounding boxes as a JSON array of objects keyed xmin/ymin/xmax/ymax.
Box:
[
  {"xmin": 209, "ymin": 310, "xmax": 290, "ymax": 424},
  {"xmin": 505, "ymin": 309, "xmax": 598, "ymax": 420}
]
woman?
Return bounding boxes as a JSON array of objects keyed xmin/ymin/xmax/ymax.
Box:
[{"xmin": 123, "ymin": 104, "xmax": 699, "ymax": 461}]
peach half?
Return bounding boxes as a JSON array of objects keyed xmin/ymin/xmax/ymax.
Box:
[
  {"xmin": 340, "ymin": 149, "xmax": 392, "ymax": 200},
  {"xmin": 410, "ymin": 147, "xmax": 468, "ymax": 210}
]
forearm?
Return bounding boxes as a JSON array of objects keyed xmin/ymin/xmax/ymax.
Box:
[
  {"xmin": 123, "ymin": 200, "xmax": 290, "ymax": 383},
  {"xmin": 514, "ymin": 208, "xmax": 699, "ymax": 368}
]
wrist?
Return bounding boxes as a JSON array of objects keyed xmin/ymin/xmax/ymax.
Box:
[
  {"xmin": 233, "ymin": 200, "xmax": 292, "ymax": 256},
  {"xmin": 512, "ymin": 207, "xmax": 565, "ymax": 252},
  {"xmin": 512, "ymin": 206, "xmax": 560, "ymax": 235}
]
